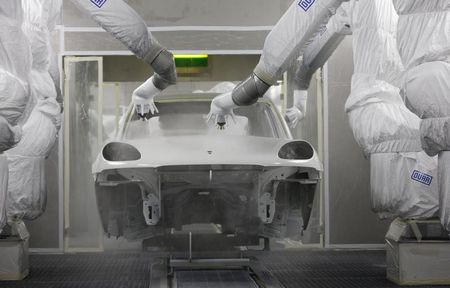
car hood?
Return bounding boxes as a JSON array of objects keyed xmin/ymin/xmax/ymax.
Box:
[{"xmin": 92, "ymin": 135, "xmax": 323, "ymax": 174}]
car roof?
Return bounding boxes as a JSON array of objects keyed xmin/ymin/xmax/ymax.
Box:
[
  {"xmin": 154, "ymin": 93, "xmax": 272, "ymax": 104},
  {"xmin": 123, "ymin": 92, "xmax": 292, "ymax": 140},
  {"xmin": 154, "ymin": 93, "xmax": 219, "ymax": 102}
]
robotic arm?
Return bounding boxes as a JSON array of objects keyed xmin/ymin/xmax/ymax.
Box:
[
  {"xmin": 208, "ymin": 0, "xmax": 348, "ymax": 127},
  {"xmin": 286, "ymin": 4, "xmax": 351, "ymax": 127},
  {"xmin": 71, "ymin": 0, "xmax": 177, "ymax": 118}
]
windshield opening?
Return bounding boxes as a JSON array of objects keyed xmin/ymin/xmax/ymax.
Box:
[{"xmin": 122, "ymin": 100, "xmax": 283, "ymax": 140}]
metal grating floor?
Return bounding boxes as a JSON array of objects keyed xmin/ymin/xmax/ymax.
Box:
[
  {"xmin": 0, "ymin": 253, "xmax": 153, "ymax": 288},
  {"xmin": 0, "ymin": 250, "xmax": 449, "ymax": 288},
  {"xmin": 256, "ymin": 250, "xmax": 450, "ymax": 288},
  {"xmin": 175, "ymin": 270, "xmax": 258, "ymax": 288}
]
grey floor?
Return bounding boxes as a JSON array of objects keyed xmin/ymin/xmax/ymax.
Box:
[{"xmin": 0, "ymin": 250, "xmax": 449, "ymax": 288}]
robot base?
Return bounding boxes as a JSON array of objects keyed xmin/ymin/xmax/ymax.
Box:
[{"xmin": 386, "ymin": 218, "xmax": 450, "ymax": 285}]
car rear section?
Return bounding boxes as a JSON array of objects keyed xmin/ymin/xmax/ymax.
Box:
[{"xmin": 95, "ymin": 162, "xmax": 320, "ymax": 246}]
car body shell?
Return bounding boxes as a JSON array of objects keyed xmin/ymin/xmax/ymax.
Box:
[{"xmin": 92, "ymin": 93, "xmax": 322, "ymax": 242}]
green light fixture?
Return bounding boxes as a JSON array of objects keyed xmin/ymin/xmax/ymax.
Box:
[{"xmin": 174, "ymin": 54, "xmax": 208, "ymax": 68}]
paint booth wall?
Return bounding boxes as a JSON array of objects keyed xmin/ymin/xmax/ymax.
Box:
[{"xmin": 325, "ymin": 37, "xmax": 390, "ymax": 245}]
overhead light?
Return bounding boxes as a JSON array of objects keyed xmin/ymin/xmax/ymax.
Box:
[
  {"xmin": 174, "ymin": 54, "xmax": 208, "ymax": 59},
  {"xmin": 174, "ymin": 54, "xmax": 208, "ymax": 68}
]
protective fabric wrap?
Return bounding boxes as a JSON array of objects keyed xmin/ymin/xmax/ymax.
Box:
[
  {"xmin": 296, "ymin": 3, "xmax": 351, "ymax": 90},
  {"xmin": 0, "ymin": 1, "xmax": 32, "ymax": 151},
  {"xmin": 395, "ymin": 0, "xmax": 450, "ymax": 230},
  {"xmin": 70, "ymin": 0, "xmax": 161, "ymax": 63},
  {"xmin": 0, "ymin": 1, "xmax": 30, "ymax": 228},
  {"xmin": 254, "ymin": 0, "xmax": 348, "ymax": 85},
  {"xmin": 404, "ymin": 61, "xmax": 450, "ymax": 156},
  {"xmin": 22, "ymin": 0, "xmax": 63, "ymax": 109},
  {"xmin": 421, "ymin": 118, "xmax": 450, "ymax": 156},
  {"xmin": 393, "ymin": 0, "xmax": 450, "ymax": 70},
  {"xmin": 344, "ymin": 0, "xmax": 439, "ymax": 220},
  {"xmin": 440, "ymin": 152, "xmax": 450, "ymax": 231},
  {"xmin": 293, "ymin": 90, "xmax": 308, "ymax": 116},
  {"xmin": 403, "ymin": 62, "xmax": 450, "ymax": 119},
  {"xmin": 345, "ymin": 0, "xmax": 421, "ymax": 155},
  {"xmin": 6, "ymin": 99, "xmax": 59, "ymax": 220},
  {"xmin": 0, "ymin": 155, "xmax": 7, "ymax": 232},
  {"xmin": 70, "ymin": 0, "xmax": 176, "ymax": 88},
  {"xmin": 285, "ymin": 4, "xmax": 351, "ymax": 127},
  {"xmin": 371, "ymin": 152, "xmax": 439, "ymax": 219},
  {"xmin": 5, "ymin": 0, "xmax": 62, "ymax": 221}
]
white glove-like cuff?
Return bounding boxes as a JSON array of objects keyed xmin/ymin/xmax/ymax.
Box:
[
  {"xmin": 132, "ymin": 75, "xmax": 161, "ymax": 116},
  {"xmin": 206, "ymin": 92, "xmax": 238, "ymax": 127},
  {"xmin": 285, "ymin": 106, "xmax": 304, "ymax": 128},
  {"xmin": 284, "ymin": 90, "xmax": 308, "ymax": 128},
  {"xmin": 293, "ymin": 90, "xmax": 308, "ymax": 115}
]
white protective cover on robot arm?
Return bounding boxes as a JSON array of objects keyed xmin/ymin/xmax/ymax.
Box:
[
  {"xmin": 22, "ymin": 0, "xmax": 61, "ymax": 71},
  {"xmin": 0, "ymin": 1, "xmax": 33, "ymax": 231},
  {"xmin": 5, "ymin": 0, "xmax": 62, "ymax": 221},
  {"xmin": 71, "ymin": 0, "xmax": 176, "ymax": 117},
  {"xmin": 6, "ymin": 98, "xmax": 60, "ymax": 220},
  {"xmin": 254, "ymin": 0, "xmax": 349, "ymax": 85},
  {"xmin": 48, "ymin": 49, "xmax": 63, "ymax": 108},
  {"xmin": 70, "ymin": 0, "xmax": 161, "ymax": 64},
  {"xmin": 403, "ymin": 61, "xmax": 450, "ymax": 156},
  {"xmin": 207, "ymin": 92, "xmax": 238, "ymax": 127},
  {"xmin": 285, "ymin": 90, "xmax": 308, "ymax": 128},
  {"xmin": 0, "ymin": 1, "xmax": 32, "ymax": 152},
  {"xmin": 345, "ymin": 0, "xmax": 422, "ymax": 155},
  {"xmin": 393, "ymin": 0, "xmax": 450, "ymax": 70},
  {"xmin": 132, "ymin": 75, "xmax": 161, "ymax": 117},
  {"xmin": 0, "ymin": 154, "xmax": 7, "ymax": 232},
  {"xmin": 395, "ymin": 1, "xmax": 450, "ymax": 156},
  {"xmin": 286, "ymin": 3, "xmax": 351, "ymax": 127},
  {"xmin": 208, "ymin": 0, "xmax": 350, "ymax": 124},
  {"xmin": 346, "ymin": 0, "xmax": 439, "ymax": 220},
  {"xmin": 296, "ymin": 2, "xmax": 351, "ymax": 90},
  {"xmin": 394, "ymin": 0, "xmax": 450, "ymax": 229},
  {"xmin": 22, "ymin": 0, "xmax": 63, "ymax": 110},
  {"xmin": 371, "ymin": 152, "xmax": 439, "ymax": 219}
]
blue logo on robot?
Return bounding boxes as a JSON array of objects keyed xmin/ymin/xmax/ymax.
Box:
[
  {"xmin": 90, "ymin": 0, "xmax": 107, "ymax": 8},
  {"xmin": 298, "ymin": 0, "xmax": 315, "ymax": 11},
  {"xmin": 411, "ymin": 170, "xmax": 433, "ymax": 186}
]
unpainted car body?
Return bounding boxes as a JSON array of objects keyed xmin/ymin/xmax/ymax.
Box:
[{"xmin": 92, "ymin": 94, "xmax": 322, "ymax": 245}]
